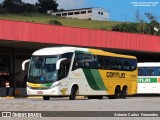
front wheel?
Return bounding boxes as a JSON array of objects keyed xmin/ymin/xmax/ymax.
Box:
[
  {"xmin": 69, "ymin": 86, "xmax": 78, "ymax": 100},
  {"xmin": 43, "ymin": 96, "xmax": 50, "ymax": 100},
  {"xmin": 88, "ymin": 96, "xmax": 103, "ymax": 99}
]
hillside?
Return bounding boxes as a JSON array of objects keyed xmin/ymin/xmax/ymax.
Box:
[{"xmin": 0, "ymin": 13, "xmax": 121, "ymax": 30}]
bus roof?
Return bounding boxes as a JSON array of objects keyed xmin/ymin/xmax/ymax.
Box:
[
  {"xmin": 32, "ymin": 46, "xmax": 136, "ymax": 59},
  {"xmin": 138, "ymin": 62, "xmax": 160, "ymax": 67}
]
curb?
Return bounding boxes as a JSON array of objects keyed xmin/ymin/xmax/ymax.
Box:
[
  {"xmin": 0, "ymin": 96, "xmax": 14, "ymax": 99},
  {"xmin": 0, "ymin": 96, "xmax": 85, "ymax": 99}
]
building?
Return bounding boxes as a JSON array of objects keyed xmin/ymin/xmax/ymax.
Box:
[
  {"xmin": 0, "ymin": 19, "xmax": 160, "ymax": 97},
  {"xmin": 51, "ymin": 8, "xmax": 109, "ymax": 21}
]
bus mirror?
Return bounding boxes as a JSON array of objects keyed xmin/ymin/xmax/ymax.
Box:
[
  {"xmin": 56, "ymin": 58, "xmax": 67, "ymax": 70},
  {"xmin": 22, "ymin": 59, "xmax": 30, "ymax": 71}
]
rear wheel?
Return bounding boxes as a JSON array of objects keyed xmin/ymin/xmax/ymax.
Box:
[
  {"xmin": 121, "ymin": 87, "xmax": 127, "ymax": 99},
  {"xmin": 69, "ymin": 86, "xmax": 78, "ymax": 100},
  {"xmin": 43, "ymin": 96, "xmax": 50, "ymax": 100},
  {"xmin": 108, "ymin": 86, "xmax": 121, "ymax": 99},
  {"xmin": 113, "ymin": 87, "xmax": 121, "ymax": 99}
]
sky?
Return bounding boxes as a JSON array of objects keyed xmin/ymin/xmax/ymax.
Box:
[{"xmin": 0, "ymin": 0, "xmax": 160, "ymax": 22}]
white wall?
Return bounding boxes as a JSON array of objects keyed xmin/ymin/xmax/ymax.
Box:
[
  {"xmin": 91, "ymin": 8, "xmax": 109, "ymax": 21},
  {"xmin": 52, "ymin": 8, "xmax": 109, "ymax": 21}
]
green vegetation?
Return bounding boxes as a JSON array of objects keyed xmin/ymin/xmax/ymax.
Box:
[
  {"xmin": 0, "ymin": 1, "xmax": 159, "ymax": 35},
  {"xmin": 112, "ymin": 13, "xmax": 160, "ymax": 36},
  {"xmin": 0, "ymin": 13, "xmax": 121, "ymax": 30}
]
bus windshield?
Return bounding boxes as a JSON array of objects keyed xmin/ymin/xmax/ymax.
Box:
[{"xmin": 28, "ymin": 55, "xmax": 59, "ymax": 84}]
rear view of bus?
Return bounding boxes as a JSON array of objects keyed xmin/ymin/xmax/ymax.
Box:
[{"xmin": 138, "ymin": 63, "xmax": 160, "ymax": 94}]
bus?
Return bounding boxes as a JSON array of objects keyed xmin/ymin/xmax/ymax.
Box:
[
  {"xmin": 22, "ymin": 47, "xmax": 137, "ymax": 100},
  {"xmin": 138, "ymin": 62, "xmax": 160, "ymax": 94}
]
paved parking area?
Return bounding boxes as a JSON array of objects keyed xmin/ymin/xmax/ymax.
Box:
[{"xmin": 0, "ymin": 96, "xmax": 160, "ymax": 120}]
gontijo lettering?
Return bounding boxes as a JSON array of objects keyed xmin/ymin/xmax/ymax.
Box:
[{"xmin": 106, "ymin": 72, "xmax": 125, "ymax": 78}]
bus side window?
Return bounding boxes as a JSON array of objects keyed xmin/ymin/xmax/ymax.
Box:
[
  {"xmin": 72, "ymin": 53, "xmax": 83, "ymax": 70},
  {"xmin": 104, "ymin": 57, "xmax": 111, "ymax": 70},
  {"xmin": 124, "ymin": 60, "xmax": 130, "ymax": 70},
  {"xmin": 58, "ymin": 64, "xmax": 65, "ymax": 80},
  {"xmin": 58, "ymin": 60, "xmax": 70, "ymax": 80},
  {"xmin": 130, "ymin": 60, "xmax": 137, "ymax": 70},
  {"xmin": 138, "ymin": 67, "xmax": 145, "ymax": 76},
  {"xmin": 158, "ymin": 68, "xmax": 160, "ymax": 75},
  {"xmin": 97, "ymin": 56, "xmax": 104, "ymax": 69},
  {"xmin": 146, "ymin": 67, "xmax": 154, "ymax": 76}
]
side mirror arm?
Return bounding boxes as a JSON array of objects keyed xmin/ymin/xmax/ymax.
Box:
[
  {"xmin": 22, "ymin": 59, "xmax": 30, "ymax": 71},
  {"xmin": 56, "ymin": 58, "xmax": 67, "ymax": 70}
]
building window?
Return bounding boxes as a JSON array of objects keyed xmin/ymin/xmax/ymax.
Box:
[
  {"xmin": 68, "ymin": 12, "xmax": 73, "ymax": 15},
  {"xmin": 62, "ymin": 13, "xmax": 67, "ymax": 16},
  {"xmin": 81, "ymin": 11, "xmax": 86, "ymax": 14},
  {"xmin": 88, "ymin": 10, "xmax": 92, "ymax": 13},
  {"xmin": 101, "ymin": 12, "xmax": 103, "ymax": 15},
  {"xmin": 56, "ymin": 13, "xmax": 61, "ymax": 16},
  {"xmin": 74, "ymin": 11, "xmax": 80, "ymax": 15},
  {"xmin": 98, "ymin": 12, "xmax": 100, "ymax": 14}
]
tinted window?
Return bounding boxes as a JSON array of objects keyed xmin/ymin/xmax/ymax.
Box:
[
  {"xmin": 61, "ymin": 53, "xmax": 73, "ymax": 59},
  {"xmin": 97, "ymin": 56, "xmax": 104, "ymax": 69},
  {"xmin": 68, "ymin": 12, "xmax": 73, "ymax": 15},
  {"xmin": 62, "ymin": 13, "xmax": 67, "ymax": 16},
  {"xmin": 138, "ymin": 67, "xmax": 145, "ymax": 76},
  {"xmin": 74, "ymin": 12, "xmax": 80, "ymax": 15},
  {"xmin": 56, "ymin": 14, "xmax": 61, "ymax": 16},
  {"xmin": 81, "ymin": 11, "xmax": 86, "ymax": 14},
  {"xmin": 72, "ymin": 52, "xmax": 137, "ymax": 71},
  {"xmin": 114, "ymin": 58, "xmax": 123, "ymax": 70},
  {"xmin": 88, "ymin": 10, "xmax": 92, "ymax": 13}
]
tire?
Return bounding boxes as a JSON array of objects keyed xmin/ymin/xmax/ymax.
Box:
[
  {"xmin": 88, "ymin": 96, "xmax": 103, "ymax": 99},
  {"xmin": 69, "ymin": 86, "xmax": 78, "ymax": 100},
  {"xmin": 108, "ymin": 95, "xmax": 114, "ymax": 99},
  {"xmin": 43, "ymin": 96, "xmax": 50, "ymax": 100},
  {"xmin": 108, "ymin": 87, "xmax": 121, "ymax": 99},
  {"xmin": 121, "ymin": 88, "xmax": 127, "ymax": 99},
  {"xmin": 113, "ymin": 87, "xmax": 121, "ymax": 99},
  {"xmin": 97, "ymin": 96, "xmax": 103, "ymax": 99}
]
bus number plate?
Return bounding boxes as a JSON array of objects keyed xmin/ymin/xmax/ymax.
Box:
[{"xmin": 37, "ymin": 91, "xmax": 43, "ymax": 94}]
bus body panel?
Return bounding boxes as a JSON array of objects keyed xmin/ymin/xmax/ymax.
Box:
[{"xmin": 138, "ymin": 62, "xmax": 160, "ymax": 94}]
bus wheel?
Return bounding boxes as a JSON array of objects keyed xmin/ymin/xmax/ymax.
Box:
[
  {"xmin": 88, "ymin": 96, "xmax": 103, "ymax": 99},
  {"xmin": 69, "ymin": 86, "xmax": 78, "ymax": 100},
  {"xmin": 108, "ymin": 95, "xmax": 114, "ymax": 99},
  {"xmin": 121, "ymin": 87, "xmax": 127, "ymax": 99},
  {"xmin": 113, "ymin": 87, "xmax": 121, "ymax": 99},
  {"xmin": 43, "ymin": 96, "xmax": 50, "ymax": 100},
  {"xmin": 97, "ymin": 96, "xmax": 103, "ymax": 99}
]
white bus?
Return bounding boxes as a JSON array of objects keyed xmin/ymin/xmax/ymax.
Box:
[
  {"xmin": 138, "ymin": 62, "xmax": 160, "ymax": 94},
  {"xmin": 22, "ymin": 47, "xmax": 137, "ymax": 100}
]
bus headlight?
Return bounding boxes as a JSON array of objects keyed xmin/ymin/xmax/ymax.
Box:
[
  {"xmin": 50, "ymin": 82, "xmax": 61, "ymax": 88},
  {"xmin": 27, "ymin": 83, "xmax": 31, "ymax": 89}
]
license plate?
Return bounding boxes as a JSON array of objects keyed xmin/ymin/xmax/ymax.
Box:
[{"xmin": 37, "ymin": 91, "xmax": 43, "ymax": 94}]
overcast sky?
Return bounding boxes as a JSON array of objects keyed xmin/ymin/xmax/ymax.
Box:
[{"xmin": 0, "ymin": 0, "xmax": 159, "ymax": 22}]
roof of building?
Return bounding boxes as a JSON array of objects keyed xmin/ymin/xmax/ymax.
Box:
[
  {"xmin": 53, "ymin": 7, "xmax": 109, "ymax": 13},
  {"xmin": 0, "ymin": 19, "xmax": 160, "ymax": 53}
]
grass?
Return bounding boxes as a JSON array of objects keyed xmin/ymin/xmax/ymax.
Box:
[{"xmin": 0, "ymin": 13, "xmax": 121, "ymax": 30}]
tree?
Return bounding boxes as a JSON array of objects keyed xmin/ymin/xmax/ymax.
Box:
[
  {"xmin": 36, "ymin": 0, "xmax": 58, "ymax": 13},
  {"xmin": 112, "ymin": 12, "xmax": 160, "ymax": 36},
  {"xmin": 145, "ymin": 12, "xmax": 158, "ymax": 22},
  {"xmin": 2, "ymin": 0, "xmax": 25, "ymax": 14},
  {"xmin": 23, "ymin": 3, "xmax": 36, "ymax": 13}
]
